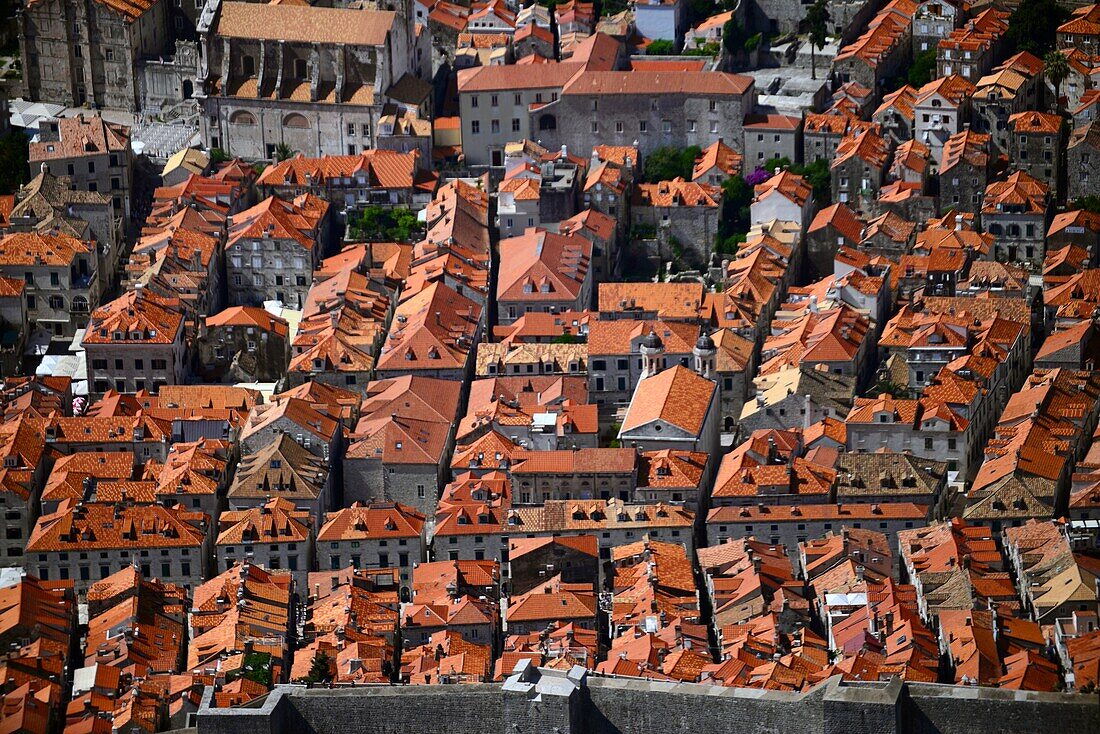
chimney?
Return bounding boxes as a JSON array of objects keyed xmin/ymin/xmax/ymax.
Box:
[{"xmin": 955, "ymin": 214, "xmax": 964, "ymax": 231}]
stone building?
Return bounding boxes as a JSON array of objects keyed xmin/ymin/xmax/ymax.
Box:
[
  {"xmin": 913, "ymin": 0, "xmax": 965, "ymax": 54},
  {"xmin": 982, "ymin": 171, "xmax": 1050, "ymax": 266},
  {"xmin": 707, "ymin": 502, "xmax": 929, "ymax": 555},
  {"xmin": 8, "ymin": 169, "xmax": 121, "ymax": 290},
  {"xmin": 1007, "ymin": 112, "xmax": 1062, "ymax": 192},
  {"xmin": 742, "ymin": 114, "xmax": 802, "ymax": 168},
  {"xmin": 239, "ymin": 397, "xmax": 342, "ymax": 464},
  {"xmin": 971, "ymin": 53, "xmax": 1045, "ymax": 155},
  {"xmin": 225, "ymin": 194, "xmax": 330, "ymax": 309},
  {"xmin": 82, "ymin": 287, "xmax": 187, "ymax": 396},
  {"xmin": 546, "ymin": 70, "xmax": 753, "ymax": 165},
  {"xmin": 196, "ymin": 306, "xmax": 290, "ymax": 383},
  {"xmin": 316, "ymin": 502, "xmax": 426, "ymax": 586},
  {"xmin": 19, "ymin": 0, "xmax": 170, "ymax": 111},
  {"xmin": 1068, "ymin": 122, "xmax": 1100, "ymax": 202},
  {"xmin": 25, "ymin": 502, "xmax": 210, "ymax": 592},
  {"xmin": 228, "ymin": 433, "xmax": 332, "ymax": 522},
  {"xmin": 631, "ymin": 178, "xmax": 721, "ymax": 268},
  {"xmin": 0, "ymin": 415, "xmax": 49, "ymax": 566},
  {"xmin": 344, "ymin": 376, "xmax": 461, "ymax": 516},
  {"xmin": 935, "ymin": 9, "xmax": 1010, "ymax": 82},
  {"xmin": 938, "ymin": 129, "xmax": 994, "ymax": 212},
  {"xmin": 496, "ymin": 229, "xmax": 593, "ymax": 325},
  {"xmin": 197, "ymin": 2, "xmax": 418, "ymax": 159},
  {"xmin": 830, "ymin": 127, "xmax": 892, "ymax": 208},
  {"xmin": 0, "ymin": 232, "xmax": 99, "ymax": 342},
  {"xmin": 509, "ymin": 448, "xmax": 637, "ymax": 504},
  {"xmin": 587, "ymin": 319, "xmax": 697, "ymax": 407},
  {"xmin": 914, "ymin": 75, "xmax": 974, "ymax": 164},
  {"xmin": 29, "ymin": 115, "xmax": 133, "ymax": 218},
  {"xmin": 619, "ymin": 356, "xmax": 719, "ymax": 456},
  {"xmin": 216, "ymin": 497, "xmax": 314, "ymax": 588},
  {"xmin": 255, "ymin": 150, "xmax": 430, "ymax": 210}
]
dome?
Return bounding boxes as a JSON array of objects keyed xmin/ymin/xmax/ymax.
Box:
[
  {"xmin": 695, "ymin": 334, "xmax": 716, "ymax": 352},
  {"xmin": 642, "ymin": 329, "xmax": 664, "ymax": 350}
]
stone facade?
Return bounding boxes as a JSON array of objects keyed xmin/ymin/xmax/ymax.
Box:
[
  {"xmin": 225, "ymin": 197, "xmax": 331, "ymax": 309},
  {"xmin": 29, "ymin": 115, "xmax": 134, "ymax": 218},
  {"xmin": 193, "ymin": 670, "xmax": 1100, "ymax": 734},
  {"xmin": 544, "ymin": 75, "xmax": 751, "ymax": 165},
  {"xmin": 197, "ymin": 2, "xmax": 416, "ymax": 160},
  {"xmin": 1068, "ymin": 124, "xmax": 1100, "ymax": 201},
  {"xmin": 344, "ymin": 459, "xmax": 443, "ymax": 517},
  {"xmin": 19, "ymin": 0, "xmax": 170, "ymax": 111},
  {"xmin": 1009, "ymin": 121, "xmax": 1062, "ymax": 193}
]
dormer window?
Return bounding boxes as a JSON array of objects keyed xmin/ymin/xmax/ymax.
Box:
[{"xmin": 113, "ymin": 331, "xmax": 124, "ymax": 340}]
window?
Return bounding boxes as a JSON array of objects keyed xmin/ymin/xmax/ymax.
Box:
[
  {"xmin": 591, "ymin": 121, "xmax": 599, "ymax": 133},
  {"xmin": 471, "ymin": 120, "xmax": 480, "ymax": 134},
  {"xmin": 639, "ymin": 120, "xmax": 647, "ymax": 133},
  {"xmin": 471, "ymin": 95, "xmax": 479, "ymax": 108},
  {"xmin": 616, "ymin": 121, "xmax": 624, "ymax": 133},
  {"xmin": 688, "ymin": 120, "xmax": 696, "ymax": 132},
  {"xmin": 491, "ymin": 94, "xmax": 498, "ymax": 106},
  {"xmin": 512, "ymin": 118, "xmax": 520, "ymax": 132},
  {"xmin": 710, "ymin": 121, "xmax": 718, "ymax": 134},
  {"xmin": 491, "ymin": 120, "xmax": 500, "ymax": 133}
]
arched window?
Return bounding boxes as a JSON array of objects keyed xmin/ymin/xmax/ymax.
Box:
[
  {"xmin": 538, "ymin": 114, "xmax": 556, "ymax": 131},
  {"xmin": 229, "ymin": 110, "xmax": 256, "ymax": 125},
  {"xmin": 283, "ymin": 113, "xmax": 310, "ymax": 129}
]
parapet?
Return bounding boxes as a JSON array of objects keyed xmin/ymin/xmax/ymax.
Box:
[{"xmin": 196, "ymin": 668, "xmax": 1099, "ymax": 734}]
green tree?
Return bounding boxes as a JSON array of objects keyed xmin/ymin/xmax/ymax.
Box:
[
  {"xmin": 0, "ymin": 133, "xmax": 29, "ymax": 195},
  {"xmin": 1072, "ymin": 195, "xmax": 1100, "ymax": 214},
  {"xmin": 866, "ymin": 375, "xmax": 910, "ymax": 399},
  {"xmin": 551, "ymin": 332, "xmax": 579, "ymax": 344},
  {"xmin": 646, "ymin": 39, "xmax": 676, "ymax": 55},
  {"xmin": 228, "ymin": 652, "xmax": 273, "ymax": 687},
  {"xmin": 273, "ymin": 142, "xmax": 294, "ymax": 162},
  {"xmin": 718, "ymin": 174, "xmax": 753, "ymax": 243},
  {"xmin": 642, "ymin": 146, "xmax": 702, "ymax": 183},
  {"xmin": 1007, "ymin": 0, "xmax": 1070, "ymax": 56},
  {"xmin": 349, "ymin": 206, "xmax": 423, "ymax": 242},
  {"xmin": 1044, "ymin": 50, "xmax": 1070, "ymax": 112},
  {"xmin": 306, "ymin": 650, "xmax": 333, "ymax": 684},
  {"xmin": 908, "ymin": 49, "xmax": 937, "ymax": 88},
  {"xmin": 209, "ymin": 147, "xmax": 230, "ymax": 166},
  {"xmin": 796, "ymin": 158, "xmax": 831, "ymax": 206},
  {"xmin": 722, "ymin": 18, "xmax": 748, "ymax": 58},
  {"xmin": 805, "ymin": 0, "xmax": 830, "ymax": 80}
]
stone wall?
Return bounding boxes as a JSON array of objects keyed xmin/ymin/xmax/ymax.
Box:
[{"xmin": 197, "ymin": 670, "xmax": 1100, "ymax": 734}]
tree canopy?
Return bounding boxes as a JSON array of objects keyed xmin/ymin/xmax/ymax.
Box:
[
  {"xmin": 0, "ymin": 133, "xmax": 29, "ymax": 195},
  {"xmin": 1007, "ymin": 0, "xmax": 1070, "ymax": 56},
  {"xmin": 642, "ymin": 146, "xmax": 702, "ymax": 183},
  {"xmin": 908, "ymin": 49, "xmax": 937, "ymax": 88}
]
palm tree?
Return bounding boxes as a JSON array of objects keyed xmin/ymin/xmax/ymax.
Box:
[
  {"xmin": 274, "ymin": 142, "xmax": 294, "ymax": 162},
  {"xmin": 806, "ymin": 0, "xmax": 831, "ymax": 81},
  {"xmin": 1044, "ymin": 50, "xmax": 1070, "ymax": 113}
]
